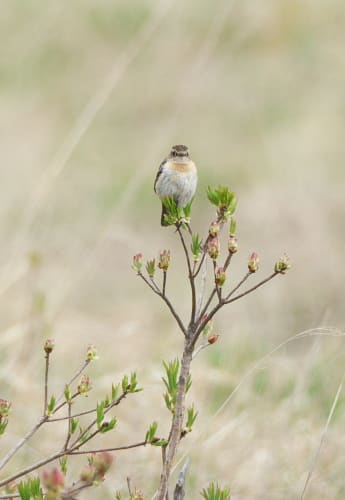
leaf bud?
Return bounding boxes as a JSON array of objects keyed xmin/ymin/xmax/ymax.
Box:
[
  {"xmin": 86, "ymin": 344, "xmax": 98, "ymax": 361},
  {"xmin": 275, "ymin": 253, "xmax": 291, "ymax": 274},
  {"xmin": 228, "ymin": 236, "xmax": 238, "ymax": 254},
  {"xmin": 214, "ymin": 267, "xmax": 226, "ymax": 287},
  {"xmin": 206, "ymin": 237, "xmax": 220, "ymax": 260},
  {"xmin": 209, "ymin": 221, "xmax": 220, "ymax": 237},
  {"xmin": 44, "ymin": 338, "xmax": 55, "ymax": 354},
  {"xmin": 78, "ymin": 374, "xmax": 93, "ymax": 394}
]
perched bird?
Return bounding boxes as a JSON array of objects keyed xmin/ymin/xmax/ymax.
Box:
[{"xmin": 154, "ymin": 145, "xmax": 198, "ymax": 226}]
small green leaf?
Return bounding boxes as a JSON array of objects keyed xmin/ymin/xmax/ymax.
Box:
[
  {"xmin": 122, "ymin": 375, "xmax": 129, "ymax": 393},
  {"xmin": 229, "ymin": 218, "xmax": 236, "ymax": 236},
  {"xmin": 145, "ymin": 421, "xmax": 158, "ymax": 443},
  {"xmin": 96, "ymin": 402, "xmax": 105, "ymax": 429},
  {"xmin": 201, "ymin": 482, "xmax": 231, "ymax": 500},
  {"xmin": 60, "ymin": 456, "xmax": 68, "ymax": 474},
  {"xmin": 100, "ymin": 417, "xmax": 117, "ymax": 433},
  {"xmin": 71, "ymin": 418, "xmax": 78, "ymax": 434},
  {"xmin": 64, "ymin": 385, "xmax": 71, "ymax": 402},
  {"xmin": 186, "ymin": 405, "xmax": 198, "ymax": 431},
  {"xmin": 0, "ymin": 419, "xmax": 8, "ymax": 436},
  {"xmin": 112, "ymin": 383, "xmax": 120, "ymax": 401},
  {"xmin": 146, "ymin": 259, "xmax": 156, "ymax": 278},
  {"xmin": 47, "ymin": 395, "xmax": 56, "ymax": 416}
]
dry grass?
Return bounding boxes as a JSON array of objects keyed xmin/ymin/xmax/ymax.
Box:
[{"xmin": 0, "ymin": 1, "xmax": 345, "ymax": 498}]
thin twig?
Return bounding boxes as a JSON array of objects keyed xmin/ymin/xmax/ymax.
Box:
[
  {"xmin": 63, "ymin": 401, "xmax": 72, "ymax": 451},
  {"xmin": 69, "ymin": 441, "xmax": 147, "ymax": 455},
  {"xmin": 69, "ymin": 391, "xmax": 128, "ymax": 449},
  {"xmin": 163, "ymin": 270, "xmax": 167, "ymax": 297},
  {"xmin": 0, "ymin": 416, "xmax": 47, "ymax": 471},
  {"xmin": 0, "ymin": 440, "xmax": 147, "ymax": 488},
  {"xmin": 195, "ymin": 257, "xmax": 208, "ymax": 320},
  {"xmin": 224, "ymin": 272, "xmax": 278, "ymax": 305},
  {"xmin": 139, "ymin": 273, "xmax": 186, "ymax": 336},
  {"xmin": 224, "ymin": 271, "xmax": 251, "ymax": 301},
  {"xmin": 56, "ymin": 360, "xmax": 90, "ymax": 404},
  {"xmin": 43, "ymin": 352, "xmax": 50, "ymax": 415},
  {"xmin": 300, "ymin": 370, "xmax": 345, "ymax": 500},
  {"xmin": 176, "ymin": 227, "xmax": 196, "ymax": 325}
]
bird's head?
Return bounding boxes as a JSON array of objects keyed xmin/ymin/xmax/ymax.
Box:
[{"xmin": 169, "ymin": 144, "xmax": 190, "ymax": 161}]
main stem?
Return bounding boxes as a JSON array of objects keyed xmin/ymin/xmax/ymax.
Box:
[{"xmin": 156, "ymin": 338, "xmax": 194, "ymax": 500}]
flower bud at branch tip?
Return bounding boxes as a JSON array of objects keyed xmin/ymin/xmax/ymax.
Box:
[
  {"xmin": 275, "ymin": 253, "xmax": 291, "ymax": 274},
  {"xmin": 44, "ymin": 339, "xmax": 55, "ymax": 354},
  {"xmin": 158, "ymin": 250, "xmax": 171, "ymax": 271},
  {"xmin": 248, "ymin": 252, "xmax": 259, "ymax": 273},
  {"xmin": 86, "ymin": 344, "xmax": 98, "ymax": 361},
  {"xmin": 132, "ymin": 254, "xmax": 143, "ymax": 273},
  {"xmin": 207, "ymin": 237, "xmax": 220, "ymax": 260}
]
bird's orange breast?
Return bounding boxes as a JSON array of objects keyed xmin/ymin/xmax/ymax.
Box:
[{"xmin": 167, "ymin": 160, "xmax": 196, "ymax": 173}]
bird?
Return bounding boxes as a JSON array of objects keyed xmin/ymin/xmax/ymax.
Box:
[{"xmin": 154, "ymin": 145, "xmax": 198, "ymax": 226}]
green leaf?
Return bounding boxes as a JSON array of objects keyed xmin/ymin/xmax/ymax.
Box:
[
  {"xmin": 145, "ymin": 421, "xmax": 158, "ymax": 443},
  {"xmin": 100, "ymin": 417, "xmax": 117, "ymax": 433},
  {"xmin": 151, "ymin": 438, "xmax": 169, "ymax": 447},
  {"xmin": 121, "ymin": 375, "xmax": 129, "ymax": 393},
  {"xmin": 64, "ymin": 385, "xmax": 71, "ymax": 402},
  {"xmin": 201, "ymin": 482, "xmax": 231, "ymax": 500},
  {"xmin": 146, "ymin": 259, "xmax": 156, "ymax": 278},
  {"xmin": 229, "ymin": 217, "xmax": 237, "ymax": 236},
  {"xmin": 186, "ymin": 404, "xmax": 198, "ymax": 431},
  {"xmin": 96, "ymin": 402, "xmax": 105, "ymax": 429},
  {"xmin": 47, "ymin": 395, "xmax": 56, "ymax": 416},
  {"xmin": 71, "ymin": 418, "xmax": 78, "ymax": 434},
  {"xmin": 191, "ymin": 233, "xmax": 203, "ymax": 261},
  {"xmin": 59, "ymin": 456, "xmax": 68, "ymax": 474},
  {"xmin": 112, "ymin": 383, "xmax": 120, "ymax": 401},
  {"xmin": 0, "ymin": 419, "xmax": 8, "ymax": 436}
]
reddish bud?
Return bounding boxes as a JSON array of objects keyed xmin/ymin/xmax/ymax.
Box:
[
  {"xmin": 92, "ymin": 452, "xmax": 114, "ymax": 479},
  {"xmin": 42, "ymin": 467, "xmax": 65, "ymax": 493},
  {"xmin": 207, "ymin": 237, "xmax": 220, "ymax": 260},
  {"xmin": 158, "ymin": 250, "xmax": 171, "ymax": 271},
  {"xmin": 248, "ymin": 252, "xmax": 259, "ymax": 273},
  {"xmin": 132, "ymin": 253, "xmax": 143, "ymax": 273},
  {"xmin": 208, "ymin": 334, "xmax": 220, "ymax": 345},
  {"xmin": 44, "ymin": 339, "xmax": 55, "ymax": 354},
  {"xmin": 215, "ymin": 267, "xmax": 226, "ymax": 287}
]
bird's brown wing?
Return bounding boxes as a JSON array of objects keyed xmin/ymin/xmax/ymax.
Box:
[{"xmin": 154, "ymin": 158, "xmax": 167, "ymax": 193}]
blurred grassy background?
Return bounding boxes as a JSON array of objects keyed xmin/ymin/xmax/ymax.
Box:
[{"xmin": 0, "ymin": 0, "xmax": 345, "ymax": 498}]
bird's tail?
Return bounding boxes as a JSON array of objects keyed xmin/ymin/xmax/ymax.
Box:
[{"xmin": 161, "ymin": 203, "xmax": 169, "ymax": 226}]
